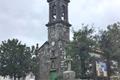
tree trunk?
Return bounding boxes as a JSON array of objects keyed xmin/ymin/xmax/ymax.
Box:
[
  {"xmin": 107, "ymin": 55, "xmax": 111, "ymax": 80},
  {"xmin": 22, "ymin": 77, "xmax": 26, "ymax": 80},
  {"xmin": 93, "ymin": 59, "xmax": 97, "ymax": 80},
  {"xmin": 14, "ymin": 76, "xmax": 16, "ymax": 80},
  {"xmin": 18, "ymin": 78, "xmax": 20, "ymax": 80},
  {"xmin": 80, "ymin": 57, "xmax": 86, "ymax": 79},
  {"xmin": 35, "ymin": 73, "xmax": 40, "ymax": 80}
]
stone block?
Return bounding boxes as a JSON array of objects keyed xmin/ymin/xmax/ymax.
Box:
[{"xmin": 63, "ymin": 71, "xmax": 75, "ymax": 80}]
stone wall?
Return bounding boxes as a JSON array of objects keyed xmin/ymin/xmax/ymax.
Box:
[{"xmin": 39, "ymin": 41, "xmax": 50, "ymax": 80}]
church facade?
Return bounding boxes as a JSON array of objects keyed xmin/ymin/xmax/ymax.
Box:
[{"xmin": 38, "ymin": 0, "xmax": 71, "ymax": 80}]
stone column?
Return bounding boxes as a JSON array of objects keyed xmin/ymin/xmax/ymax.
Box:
[{"xmin": 63, "ymin": 56, "xmax": 75, "ymax": 80}]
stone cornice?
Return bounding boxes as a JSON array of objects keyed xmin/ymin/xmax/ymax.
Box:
[{"xmin": 46, "ymin": 21, "xmax": 71, "ymax": 27}]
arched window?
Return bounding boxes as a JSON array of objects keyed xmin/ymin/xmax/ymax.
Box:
[
  {"xmin": 61, "ymin": 5, "xmax": 65, "ymax": 20},
  {"xmin": 52, "ymin": 4, "xmax": 57, "ymax": 21}
]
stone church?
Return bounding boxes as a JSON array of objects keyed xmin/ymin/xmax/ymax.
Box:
[{"xmin": 38, "ymin": 0, "xmax": 71, "ymax": 80}]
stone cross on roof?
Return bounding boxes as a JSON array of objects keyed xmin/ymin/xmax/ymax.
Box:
[{"xmin": 66, "ymin": 55, "xmax": 72, "ymax": 71}]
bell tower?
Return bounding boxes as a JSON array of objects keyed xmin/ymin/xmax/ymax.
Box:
[
  {"xmin": 47, "ymin": 0, "xmax": 70, "ymax": 25},
  {"xmin": 46, "ymin": 0, "xmax": 71, "ymax": 79},
  {"xmin": 46, "ymin": 0, "xmax": 71, "ymax": 44}
]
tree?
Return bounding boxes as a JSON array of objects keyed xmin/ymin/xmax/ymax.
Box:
[
  {"xmin": 66, "ymin": 25, "xmax": 97, "ymax": 78},
  {"xmin": 30, "ymin": 44, "xmax": 40, "ymax": 80},
  {"xmin": 99, "ymin": 22, "xmax": 120, "ymax": 79},
  {"xmin": 0, "ymin": 39, "xmax": 31, "ymax": 80}
]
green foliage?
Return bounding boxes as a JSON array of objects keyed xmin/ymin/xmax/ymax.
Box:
[
  {"xmin": 100, "ymin": 22, "xmax": 120, "ymax": 63},
  {"xmin": 99, "ymin": 22, "xmax": 120, "ymax": 77},
  {"xmin": 66, "ymin": 25, "xmax": 97, "ymax": 78},
  {"xmin": 30, "ymin": 44, "xmax": 40, "ymax": 80},
  {"xmin": 0, "ymin": 39, "xmax": 31, "ymax": 79},
  {"xmin": 67, "ymin": 22, "xmax": 120, "ymax": 78}
]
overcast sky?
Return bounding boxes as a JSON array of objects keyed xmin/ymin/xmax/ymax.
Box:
[{"xmin": 0, "ymin": 0, "xmax": 120, "ymax": 46}]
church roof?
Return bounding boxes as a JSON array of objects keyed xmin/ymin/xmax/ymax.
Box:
[{"xmin": 39, "ymin": 41, "xmax": 49, "ymax": 50}]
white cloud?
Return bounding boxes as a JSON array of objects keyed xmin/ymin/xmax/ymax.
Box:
[
  {"xmin": 69, "ymin": 0, "xmax": 120, "ymax": 30},
  {"xmin": 0, "ymin": 0, "xmax": 120, "ymax": 46},
  {"xmin": 0, "ymin": 0, "xmax": 48, "ymax": 46}
]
